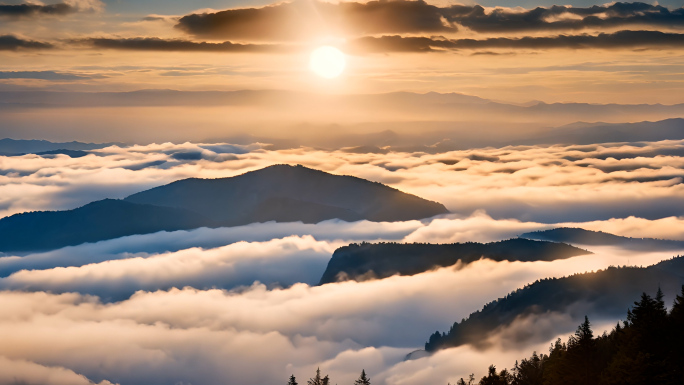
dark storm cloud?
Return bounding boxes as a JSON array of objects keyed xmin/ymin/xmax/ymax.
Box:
[
  {"xmin": 74, "ymin": 37, "xmax": 283, "ymax": 53},
  {"xmin": 174, "ymin": 1, "xmax": 683, "ymax": 41},
  {"xmin": 443, "ymin": 2, "xmax": 684, "ymax": 33},
  {"xmin": 0, "ymin": 2, "xmax": 73, "ymax": 18},
  {"xmin": 175, "ymin": 0, "xmax": 453, "ymax": 41},
  {"xmin": 348, "ymin": 31, "xmax": 684, "ymax": 53},
  {"xmin": 0, "ymin": 35, "xmax": 52, "ymax": 50}
]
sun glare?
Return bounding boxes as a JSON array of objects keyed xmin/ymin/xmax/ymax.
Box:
[{"xmin": 309, "ymin": 46, "xmax": 346, "ymax": 79}]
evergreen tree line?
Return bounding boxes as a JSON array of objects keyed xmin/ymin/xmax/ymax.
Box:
[
  {"xmin": 454, "ymin": 286, "xmax": 684, "ymax": 385},
  {"xmin": 288, "ymin": 368, "xmax": 371, "ymax": 385}
]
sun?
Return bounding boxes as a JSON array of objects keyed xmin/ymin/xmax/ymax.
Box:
[{"xmin": 309, "ymin": 46, "xmax": 346, "ymax": 79}]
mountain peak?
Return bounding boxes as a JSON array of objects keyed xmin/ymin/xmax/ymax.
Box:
[{"xmin": 126, "ymin": 164, "xmax": 449, "ymax": 225}]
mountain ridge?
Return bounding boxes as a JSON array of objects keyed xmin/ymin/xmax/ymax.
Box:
[
  {"xmin": 423, "ymin": 255, "xmax": 684, "ymax": 352},
  {"xmin": 521, "ymin": 227, "xmax": 684, "ymax": 251},
  {"xmin": 319, "ymin": 238, "xmax": 591, "ymax": 285},
  {"xmin": 0, "ymin": 164, "xmax": 448, "ymax": 252}
]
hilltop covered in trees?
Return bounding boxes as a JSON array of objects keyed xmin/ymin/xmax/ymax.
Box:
[
  {"xmin": 425, "ymin": 256, "xmax": 684, "ymax": 351},
  {"xmin": 319, "ymin": 239, "xmax": 589, "ymax": 284},
  {"xmin": 456, "ymin": 286, "xmax": 684, "ymax": 385}
]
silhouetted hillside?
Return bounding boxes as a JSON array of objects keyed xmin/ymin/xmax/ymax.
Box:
[
  {"xmin": 0, "ymin": 138, "xmax": 119, "ymax": 155},
  {"xmin": 319, "ymin": 239, "xmax": 590, "ymax": 285},
  {"xmin": 0, "ymin": 199, "xmax": 214, "ymax": 252},
  {"xmin": 521, "ymin": 227, "xmax": 684, "ymax": 251},
  {"xmin": 0, "ymin": 165, "xmax": 448, "ymax": 252},
  {"xmin": 526, "ymin": 118, "xmax": 684, "ymax": 145},
  {"xmin": 424, "ymin": 256, "xmax": 684, "ymax": 352},
  {"xmin": 125, "ymin": 164, "xmax": 449, "ymax": 225}
]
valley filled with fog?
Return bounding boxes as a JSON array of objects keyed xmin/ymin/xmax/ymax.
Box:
[{"xmin": 1, "ymin": 138, "xmax": 682, "ymax": 385}]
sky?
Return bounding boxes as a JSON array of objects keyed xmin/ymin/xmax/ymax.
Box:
[
  {"xmin": 0, "ymin": 0, "xmax": 683, "ymax": 106},
  {"xmin": 1, "ymin": 1, "xmax": 684, "ymax": 385}
]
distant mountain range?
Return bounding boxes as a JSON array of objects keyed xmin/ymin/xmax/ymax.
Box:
[
  {"xmin": 1, "ymin": 90, "xmax": 683, "ymax": 149},
  {"xmin": 0, "ymin": 164, "xmax": 448, "ymax": 252},
  {"xmin": 423, "ymin": 256, "xmax": 684, "ymax": 352},
  {"xmin": 318, "ymin": 239, "xmax": 590, "ymax": 285},
  {"xmin": 514, "ymin": 118, "xmax": 684, "ymax": 146},
  {"xmin": 521, "ymin": 228, "xmax": 684, "ymax": 251},
  {"xmin": 0, "ymin": 138, "xmax": 120, "ymax": 156},
  {"xmin": 1, "ymin": 116, "xmax": 681, "ymax": 155}
]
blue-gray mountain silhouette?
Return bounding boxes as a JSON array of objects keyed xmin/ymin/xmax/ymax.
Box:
[
  {"xmin": 0, "ymin": 138, "xmax": 119, "ymax": 155},
  {"xmin": 0, "ymin": 164, "xmax": 448, "ymax": 252},
  {"xmin": 0, "ymin": 199, "xmax": 214, "ymax": 252},
  {"xmin": 124, "ymin": 164, "xmax": 448, "ymax": 225},
  {"xmin": 424, "ymin": 255, "xmax": 684, "ymax": 352},
  {"xmin": 521, "ymin": 227, "xmax": 684, "ymax": 251},
  {"xmin": 318, "ymin": 239, "xmax": 590, "ymax": 285}
]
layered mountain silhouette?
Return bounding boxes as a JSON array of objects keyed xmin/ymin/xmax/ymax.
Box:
[
  {"xmin": 318, "ymin": 239, "xmax": 590, "ymax": 285},
  {"xmin": 124, "ymin": 164, "xmax": 448, "ymax": 225},
  {"xmin": 0, "ymin": 138, "xmax": 119, "ymax": 156},
  {"xmin": 0, "ymin": 199, "xmax": 214, "ymax": 252},
  {"xmin": 521, "ymin": 227, "xmax": 684, "ymax": 251},
  {"xmin": 517, "ymin": 118, "xmax": 684, "ymax": 146},
  {"xmin": 424, "ymin": 256, "xmax": 684, "ymax": 352},
  {"xmin": 4, "ymin": 90, "xmax": 684, "ymax": 150},
  {"xmin": 0, "ymin": 164, "xmax": 448, "ymax": 252}
]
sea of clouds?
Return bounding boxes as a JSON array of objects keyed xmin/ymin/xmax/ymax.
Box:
[{"xmin": 0, "ymin": 140, "xmax": 682, "ymax": 385}]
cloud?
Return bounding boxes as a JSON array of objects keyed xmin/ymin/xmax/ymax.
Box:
[
  {"xmin": 0, "ymin": 219, "xmax": 420, "ymax": 277},
  {"xmin": 0, "ymin": 236, "xmax": 340, "ymax": 300},
  {"xmin": 175, "ymin": 0, "xmax": 452, "ymax": 41},
  {"xmin": 442, "ymin": 2, "xmax": 684, "ymax": 33},
  {"xmin": 0, "ymin": 247, "xmax": 671, "ymax": 385},
  {"xmin": 0, "ymin": 35, "xmax": 52, "ymax": 50},
  {"xmin": 74, "ymin": 30, "xmax": 684, "ymax": 56},
  {"xmin": 0, "ymin": 71, "xmax": 101, "ymax": 80},
  {"xmin": 73, "ymin": 37, "xmax": 285, "ymax": 53},
  {"xmin": 348, "ymin": 30, "xmax": 684, "ymax": 53},
  {"xmin": 174, "ymin": 1, "xmax": 684, "ymax": 42},
  {"xmin": 0, "ymin": 0, "xmax": 103, "ymax": 18},
  {"xmin": 0, "ymin": 356, "xmax": 116, "ymax": 385},
  {"xmin": 1, "ymin": 139, "xmax": 684, "ymax": 225}
]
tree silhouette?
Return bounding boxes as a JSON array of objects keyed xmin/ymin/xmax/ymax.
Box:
[
  {"xmin": 455, "ymin": 374, "xmax": 475, "ymax": 385},
  {"xmin": 354, "ymin": 369, "xmax": 371, "ymax": 385},
  {"xmin": 308, "ymin": 368, "xmax": 328, "ymax": 385},
  {"xmin": 464, "ymin": 288, "xmax": 684, "ymax": 385},
  {"xmin": 288, "ymin": 374, "xmax": 298, "ymax": 385},
  {"xmin": 478, "ymin": 365, "xmax": 512, "ymax": 385}
]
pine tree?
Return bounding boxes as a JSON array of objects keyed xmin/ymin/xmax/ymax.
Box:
[
  {"xmin": 354, "ymin": 369, "xmax": 371, "ymax": 385},
  {"xmin": 288, "ymin": 374, "xmax": 298, "ymax": 385},
  {"xmin": 308, "ymin": 368, "xmax": 325, "ymax": 385},
  {"xmin": 670, "ymin": 285, "xmax": 684, "ymax": 321}
]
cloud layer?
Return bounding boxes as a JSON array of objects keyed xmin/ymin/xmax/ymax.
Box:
[
  {"xmin": 0, "ymin": 140, "xmax": 681, "ymax": 385},
  {"xmin": 2, "ymin": 140, "xmax": 683, "ymax": 222},
  {"xmin": 0, "ymin": 1, "xmax": 103, "ymax": 19},
  {"xmin": 0, "ymin": 246, "xmax": 673, "ymax": 385},
  {"xmin": 175, "ymin": 1, "xmax": 684, "ymax": 41}
]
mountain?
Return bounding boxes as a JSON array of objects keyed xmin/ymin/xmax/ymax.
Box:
[
  {"xmin": 519, "ymin": 118, "xmax": 684, "ymax": 146},
  {"xmin": 124, "ymin": 164, "xmax": 449, "ymax": 225},
  {"xmin": 423, "ymin": 256, "xmax": 684, "ymax": 352},
  {"xmin": 521, "ymin": 227, "xmax": 684, "ymax": 251},
  {"xmin": 0, "ymin": 199, "xmax": 214, "ymax": 252},
  {"xmin": 3, "ymin": 90, "xmax": 684, "ymax": 148},
  {"xmin": 0, "ymin": 165, "xmax": 448, "ymax": 252},
  {"xmin": 318, "ymin": 239, "xmax": 590, "ymax": 285},
  {"xmin": 0, "ymin": 138, "xmax": 120, "ymax": 155}
]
